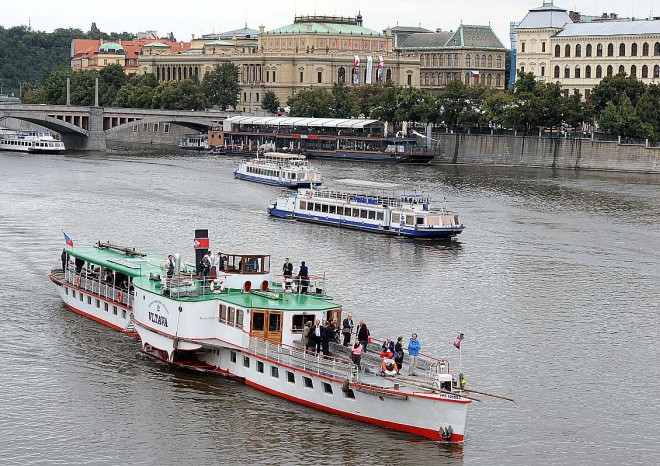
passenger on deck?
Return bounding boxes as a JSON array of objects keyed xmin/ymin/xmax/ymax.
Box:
[
  {"xmin": 282, "ymin": 258, "xmax": 293, "ymax": 277},
  {"xmin": 61, "ymin": 248, "xmax": 67, "ymax": 272},
  {"xmin": 302, "ymin": 321, "xmax": 312, "ymax": 348},
  {"xmin": 322, "ymin": 321, "xmax": 334, "ymax": 356},
  {"xmin": 166, "ymin": 255, "xmax": 175, "ymax": 277},
  {"xmin": 313, "ymin": 319, "xmax": 322, "ymax": 353},
  {"xmin": 351, "ymin": 341, "xmax": 362, "ymax": 372},
  {"xmin": 297, "ymin": 261, "xmax": 309, "ymax": 293},
  {"xmin": 408, "ymin": 333, "xmax": 421, "ymax": 376},
  {"xmin": 394, "ymin": 336, "xmax": 404, "ymax": 374},
  {"xmin": 200, "ymin": 255, "xmax": 211, "ymax": 283},
  {"xmin": 356, "ymin": 320, "xmax": 370, "ymax": 353},
  {"xmin": 214, "ymin": 252, "xmax": 222, "ymax": 273},
  {"xmin": 380, "ymin": 337, "xmax": 395, "ymax": 359},
  {"xmin": 103, "ymin": 270, "xmax": 113, "ymax": 284},
  {"xmin": 342, "ymin": 314, "xmax": 354, "ymax": 346}
]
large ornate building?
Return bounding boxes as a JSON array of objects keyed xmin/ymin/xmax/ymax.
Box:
[
  {"xmin": 396, "ymin": 24, "xmax": 507, "ymax": 91},
  {"xmin": 515, "ymin": 0, "xmax": 660, "ymax": 97},
  {"xmin": 139, "ymin": 15, "xmax": 420, "ymax": 112}
]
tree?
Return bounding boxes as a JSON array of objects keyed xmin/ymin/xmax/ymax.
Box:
[
  {"xmin": 590, "ymin": 73, "xmax": 646, "ymax": 114},
  {"xmin": 635, "ymin": 85, "xmax": 660, "ymax": 139},
  {"xmin": 201, "ymin": 63, "xmax": 240, "ymax": 110},
  {"xmin": 88, "ymin": 22, "xmax": 102, "ymax": 40},
  {"xmin": 483, "ymin": 91, "xmax": 515, "ymax": 129},
  {"xmin": 330, "ymin": 82, "xmax": 359, "ymax": 118},
  {"xmin": 98, "ymin": 64, "xmax": 127, "ymax": 106},
  {"xmin": 287, "ymin": 88, "xmax": 333, "ymax": 117},
  {"xmin": 167, "ymin": 32, "xmax": 176, "ymax": 42},
  {"xmin": 598, "ymin": 94, "xmax": 652, "ymax": 139},
  {"xmin": 394, "ymin": 86, "xmax": 433, "ymax": 125},
  {"xmin": 369, "ymin": 81, "xmax": 399, "ymax": 123},
  {"xmin": 352, "ymin": 84, "xmax": 383, "ymax": 118},
  {"xmin": 261, "ymin": 90, "xmax": 280, "ymax": 114},
  {"xmin": 152, "ymin": 79, "xmax": 207, "ymax": 110},
  {"xmin": 42, "ymin": 67, "xmax": 70, "ymax": 105},
  {"xmin": 561, "ymin": 90, "xmax": 589, "ymax": 129}
]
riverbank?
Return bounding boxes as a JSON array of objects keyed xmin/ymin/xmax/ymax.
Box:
[{"xmin": 432, "ymin": 133, "xmax": 660, "ymax": 174}]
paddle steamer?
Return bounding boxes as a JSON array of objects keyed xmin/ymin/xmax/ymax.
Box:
[{"xmin": 50, "ymin": 232, "xmax": 470, "ymax": 441}]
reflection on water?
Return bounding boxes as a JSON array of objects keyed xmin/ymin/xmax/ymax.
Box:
[{"xmin": 0, "ymin": 150, "xmax": 658, "ymax": 465}]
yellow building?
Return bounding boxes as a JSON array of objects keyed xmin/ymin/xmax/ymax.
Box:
[
  {"xmin": 516, "ymin": 0, "xmax": 660, "ymax": 97},
  {"xmin": 140, "ymin": 14, "xmax": 420, "ymax": 111}
]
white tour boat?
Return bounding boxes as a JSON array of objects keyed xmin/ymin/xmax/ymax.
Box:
[
  {"xmin": 179, "ymin": 133, "xmax": 209, "ymax": 150},
  {"xmin": 50, "ymin": 232, "xmax": 473, "ymax": 442},
  {"xmin": 268, "ymin": 179, "xmax": 465, "ymax": 239},
  {"xmin": 234, "ymin": 152, "xmax": 323, "ymax": 188},
  {"xmin": 0, "ymin": 129, "xmax": 66, "ymax": 153}
]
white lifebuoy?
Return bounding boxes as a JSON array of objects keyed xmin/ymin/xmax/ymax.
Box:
[
  {"xmin": 210, "ymin": 279, "xmax": 224, "ymax": 293},
  {"xmin": 381, "ymin": 358, "xmax": 398, "ymax": 377}
]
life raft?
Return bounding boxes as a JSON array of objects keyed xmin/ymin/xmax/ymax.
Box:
[{"xmin": 210, "ymin": 279, "xmax": 224, "ymax": 293}]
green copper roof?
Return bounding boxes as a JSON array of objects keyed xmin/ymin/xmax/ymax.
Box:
[
  {"xmin": 66, "ymin": 245, "xmax": 164, "ymax": 278},
  {"xmin": 204, "ymin": 40, "xmax": 234, "ymax": 46},
  {"xmin": 142, "ymin": 41, "xmax": 169, "ymax": 47}
]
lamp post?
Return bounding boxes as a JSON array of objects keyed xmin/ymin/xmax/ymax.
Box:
[{"xmin": 249, "ymin": 82, "xmax": 254, "ymax": 115}]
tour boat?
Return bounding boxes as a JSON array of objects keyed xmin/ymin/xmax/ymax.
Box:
[
  {"xmin": 267, "ymin": 179, "xmax": 465, "ymax": 239},
  {"xmin": 0, "ymin": 129, "xmax": 66, "ymax": 153},
  {"xmin": 208, "ymin": 116, "xmax": 436, "ymax": 163},
  {"xmin": 49, "ymin": 233, "xmax": 471, "ymax": 442},
  {"xmin": 179, "ymin": 133, "xmax": 209, "ymax": 150},
  {"xmin": 234, "ymin": 152, "xmax": 323, "ymax": 188}
]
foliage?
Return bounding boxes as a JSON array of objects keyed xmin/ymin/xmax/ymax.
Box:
[
  {"xmin": 261, "ymin": 90, "xmax": 280, "ymax": 114},
  {"xmin": 369, "ymin": 81, "xmax": 400, "ymax": 123},
  {"xmin": 590, "ymin": 73, "xmax": 646, "ymax": 114},
  {"xmin": 152, "ymin": 79, "xmax": 207, "ymax": 110},
  {"xmin": 287, "ymin": 88, "xmax": 333, "ymax": 117},
  {"xmin": 201, "ymin": 63, "xmax": 240, "ymax": 110}
]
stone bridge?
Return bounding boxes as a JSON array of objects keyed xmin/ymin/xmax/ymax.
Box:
[{"xmin": 0, "ymin": 104, "xmax": 228, "ymax": 150}]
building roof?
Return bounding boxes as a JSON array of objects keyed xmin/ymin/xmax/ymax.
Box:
[
  {"xmin": 398, "ymin": 31, "xmax": 453, "ymax": 49},
  {"xmin": 266, "ymin": 15, "xmax": 382, "ymax": 36},
  {"xmin": 443, "ymin": 25, "xmax": 506, "ymax": 50},
  {"xmin": 202, "ymin": 26, "xmax": 260, "ymax": 41},
  {"xmin": 99, "ymin": 42, "xmax": 124, "ymax": 53},
  {"xmin": 71, "ymin": 38, "xmax": 191, "ymax": 64},
  {"xmin": 142, "ymin": 41, "xmax": 169, "ymax": 47},
  {"xmin": 517, "ymin": 1, "xmax": 573, "ymax": 29},
  {"xmin": 225, "ymin": 116, "xmax": 380, "ymax": 129},
  {"xmin": 389, "ymin": 25, "xmax": 433, "ymax": 34},
  {"xmin": 555, "ymin": 20, "xmax": 660, "ymax": 37},
  {"xmin": 204, "ymin": 40, "xmax": 235, "ymax": 46}
]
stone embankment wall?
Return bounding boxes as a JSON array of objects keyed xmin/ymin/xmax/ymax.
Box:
[{"xmin": 432, "ymin": 133, "xmax": 660, "ymax": 174}]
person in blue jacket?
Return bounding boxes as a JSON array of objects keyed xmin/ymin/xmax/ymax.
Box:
[{"xmin": 408, "ymin": 333, "xmax": 421, "ymax": 376}]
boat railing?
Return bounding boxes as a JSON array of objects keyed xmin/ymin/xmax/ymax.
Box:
[
  {"xmin": 66, "ymin": 269, "xmax": 133, "ymax": 308},
  {"xmin": 310, "ymin": 189, "xmax": 400, "ymax": 207},
  {"xmin": 247, "ymin": 336, "xmax": 359, "ymax": 382},
  {"xmin": 368, "ymin": 336, "xmax": 451, "ymax": 376},
  {"xmin": 272, "ymin": 273, "xmax": 329, "ymax": 297}
]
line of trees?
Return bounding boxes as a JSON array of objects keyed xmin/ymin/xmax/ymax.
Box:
[
  {"xmin": 286, "ymin": 72, "xmax": 660, "ymax": 140},
  {"xmin": 23, "ymin": 63, "xmax": 242, "ymax": 111}
]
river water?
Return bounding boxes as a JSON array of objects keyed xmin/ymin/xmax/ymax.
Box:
[{"xmin": 0, "ymin": 149, "xmax": 658, "ymax": 465}]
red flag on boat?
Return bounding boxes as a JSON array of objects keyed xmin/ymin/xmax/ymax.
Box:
[
  {"xmin": 63, "ymin": 231, "xmax": 74, "ymax": 247},
  {"xmin": 454, "ymin": 334, "xmax": 462, "ymax": 349}
]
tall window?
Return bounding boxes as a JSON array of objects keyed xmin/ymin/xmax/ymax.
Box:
[
  {"xmin": 338, "ymin": 67, "xmax": 345, "ymax": 83},
  {"xmin": 631, "ymin": 43, "xmax": 638, "ymax": 56},
  {"xmin": 317, "ymin": 71, "xmax": 322, "ymax": 83},
  {"xmin": 554, "ymin": 66, "xmax": 560, "ymax": 78},
  {"xmin": 564, "ymin": 65, "xmax": 570, "ymax": 79},
  {"xmin": 299, "ymin": 71, "xmax": 304, "ymax": 83},
  {"xmin": 607, "ymin": 43, "xmax": 614, "ymax": 56},
  {"xmin": 643, "ymin": 42, "xmax": 649, "ymax": 56},
  {"xmin": 574, "ymin": 65, "xmax": 581, "ymax": 78},
  {"xmin": 596, "ymin": 65, "xmax": 602, "ymax": 78},
  {"xmin": 465, "ymin": 55, "xmax": 471, "ymax": 67},
  {"xmin": 575, "ymin": 44, "xmax": 581, "ymax": 57},
  {"xmin": 585, "ymin": 65, "xmax": 592, "ymax": 78},
  {"xmin": 496, "ymin": 55, "xmax": 502, "ymax": 68},
  {"xmin": 272, "ymin": 71, "xmax": 276, "ymax": 82},
  {"xmin": 596, "ymin": 44, "xmax": 603, "ymax": 57},
  {"xmin": 541, "ymin": 66, "xmax": 545, "ymax": 76},
  {"xmin": 619, "ymin": 43, "xmax": 626, "ymax": 56},
  {"xmin": 630, "ymin": 65, "xmax": 637, "ymax": 77},
  {"xmin": 655, "ymin": 42, "xmax": 660, "ymax": 56},
  {"xmin": 565, "ymin": 44, "xmax": 571, "ymax": 57},
  {"xmin": 542, "ymin": 42, "xmax": 546, "ymax": 52},
  {"xmin": 642, "ymin": 65, "xmax": 649, "ymax": 78},
  {"xmin": 521, "ymin": 42, "xmax": 526, "ymax": 53},
  {"xmin": 619, "ymin": 65, "xmax": 625, "ymax": 75},
  {"xmin": 607, "ymin": 65, "xmax": 613, "ymax": 77},
  {"xmin": 488, "ymin": 55, "xmax": 492, "ymax": 67},
  {"xmin": 586, "ymin": 44, "xmax": 592, "ymax": 57},
  {"xmin": 496, "ymin": 74, "xmax": 501, "ymax": 86},
  {"xmin": 654, "ymin": 65, "xmax": 660, "ymax": 79},
  {"xmin": 555, "ymin": 44, "xmax": 561, "ymax": 57}
]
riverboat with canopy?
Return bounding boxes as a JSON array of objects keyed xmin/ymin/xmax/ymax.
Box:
[
  {"xmin": 268, "ymin": 179, "xmax": 465, "ymax": 239},
  {"xmin": 234, "ymin": 152, "xmax": 323, "ymax": 188},
  {"xmin": 208, "ymin": 116, "xmax": 436, "ymax": 163},
  {"xmin": 49, "ymin": 230, "xmax": 471, "ymax": 442}
]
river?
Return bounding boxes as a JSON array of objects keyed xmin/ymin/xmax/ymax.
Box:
[{"xmin": 0, "ymin": 149, "xmax": 658, "ymax": 465}]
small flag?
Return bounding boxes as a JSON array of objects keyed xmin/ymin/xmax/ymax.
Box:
[
  {"xmin": 454, "ymin": 333, "xmax": 463, "ymax": 349},
  {"xmin": 469, "ymin": 70, "xmax": 480, "ymax": 78},
  {"xmin": 63, "ymin": 231, "xmax": 74, "ymax": 247}
]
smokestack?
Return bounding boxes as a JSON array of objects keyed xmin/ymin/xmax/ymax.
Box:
[{"xmin": 194, "ymin": 229, "xmax": 209, "ymax": 272}]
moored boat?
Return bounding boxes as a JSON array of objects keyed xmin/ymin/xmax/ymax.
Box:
[
  {"xmin": 50, "ymin": 232, "xmax": 471, "ymax": 441},
  {"xmin": 0, "ymin": 129, "xmax": 66, "ymax": 153},
  {"xmin": 234, "ymin": 152, "xmax": 323, "ymax": 188},
  {"xmin": 179, "ymin": 133, "xmax": 209, "ymax": 150},
  {"xmin": 268, "ymin": 179, "xmax": 465, "ymax": 239}
]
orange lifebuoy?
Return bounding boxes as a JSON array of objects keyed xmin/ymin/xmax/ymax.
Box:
[
  {"xmin": 75, "ymin": 276, "xmax": 81, "ymax": 287},
  {"xmin": 210, "ymin": 279, "xmax": 224, "ymax": 293},
  {"xmin": 381, "ymin": 358, "xmax": 398, "ymax": 377},
  {"xmin": 116, "ymin": 290, "xmax": 123, "ymax": 302}
]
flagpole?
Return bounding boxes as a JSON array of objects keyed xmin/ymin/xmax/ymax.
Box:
[{"xmin": 459, "ymin": 327, "xmax": 463, "ymax": 376}]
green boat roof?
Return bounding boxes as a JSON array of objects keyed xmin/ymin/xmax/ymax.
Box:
[{"xmin": 65, "ymin": 244, "xmax": 164, "ymax": 278}]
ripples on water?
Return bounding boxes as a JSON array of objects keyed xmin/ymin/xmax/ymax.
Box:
[{"xmin": 0, "ymin": 150, "xmax": 658, "ymax": 465}]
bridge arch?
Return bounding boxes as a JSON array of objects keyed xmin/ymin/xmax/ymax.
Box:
[
  {"xmin": 104, "ymin": 115, "xmax": 216, "ymax": 135},
  {"xmin": 0, "ymin": 112, "xmax": 88, "ymax": 136}
]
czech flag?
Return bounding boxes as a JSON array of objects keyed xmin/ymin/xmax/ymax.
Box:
[
  {"xmin": 63, "ymin": 231, "xmax": 74, "ymax": 247},
  {"xmin": 453, "ymin": 334, "xmax": 462, "ymax": 349},
  {"xmin": 469, "ymin": 70, "xmax": 480, "ymax": 78}
]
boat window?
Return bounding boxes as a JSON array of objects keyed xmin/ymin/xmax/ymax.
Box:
[
  {"xmin": 428, "ymin": 216, "xmax": 441, "ymax": 226},
  {"xmin": 104, "ymin": 302, "xmax": 108, "ymax": 312},
  {"xmin": 287, "ymin": 371, "xmax": 295, "ymax": 383},
  {"xmin": 352, "ymin": 209, "xmax": 359, "ymax": 218},
  {"xmin": 231, "ymin": 351, "xmax": 237, "ymax": 363},
  {"xmin": 321, "ymin": 204, "xmax": 328, "ymax": 213},
  {"xmin": 291, "ymin": 314, "xmax": 315, "ymax": 333},
  {"xmin": 87, "ymin": 296, "xmax": 92, "ymax": 305},
  {"xmin": 329, "ymin": 205, "xmax": 336, "ymax": 214},
  {"xmin": 269, "ymin": 313, "xmax": 281, "ymax": 332},
  {"xmin": 228, "ymin": 307, "xmax": 236, "ymax": 325},
  {"xmin": 219, "ymin": 304, "xmax": 227, "ymax": 322},
  {"xmin": 299, "ymin": 201, "xmax": 307, "ymax": 210},
  {"xmin": 416, "ymin": 217, "xmax": 425, "ymax": 226},
  {"xmin": 257, "ymin": 361, "xmax": 264, "ymax": 373},
  {"xmin": 360, "ymin": 209, "xmax": 368, "ymax": 219},
  {"xmin": 252, "ymin": 312, "xmax": 265, "ymax": 331},
  {"xmin": 337, "ymin": 206, "xmax": 344, "ymax": 216},
  {"xmin": 314, "ymin": 203, "xmax": 321, "ymax": 212},
  {"xmin": 368, "ymin": 210, "xmax": 376, "ymax": 220},
  {"xmin": 322, "ymin": 382, "xmax": 333, "ymax": 394},
  {"xmin": 236, "ymin": 309, "xmax": 244, "ymax": 329},
  {"xmin": 406, "ymin": 215, "xmax": 414, "ymax": 225},
  {"xmin": 65, "ymin": 287, "xmax": 68, "ymax": 295},
  {"xmin": 303, "ymin": 377, "xmax": 313, "ymax": 388},
  {"xmin": 243, "ymin": 356, "xmax": 250, "ymax": 368},
  {"xmin": 271, "ymin": 366, "xmax": 279, "ymax": 378}
]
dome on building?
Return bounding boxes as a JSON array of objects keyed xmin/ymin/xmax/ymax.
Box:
[{"xmin": 99, "ymin": 42, "xmax": 124, "ymax": 54}]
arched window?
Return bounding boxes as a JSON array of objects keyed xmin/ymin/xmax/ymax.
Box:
[
  {"xmin": 487, "ymin": 73, "xmax": 492, "ymax": 86},
  {"xmin": 596, "ymin": 65, "xmax": 602, "ymax": 78},
  {"xmin": 585, "ymin": 65, "xmax": 591, "ymax": 78},
  {"xmin": 496, "ymin": 55, "xmax": 502, "ymax": 68},
  {"xmin": 642, "ymin": 42, "xmax": 649, "ymax": 56},
  {"xmin": 482, "ymin": 54, "xmax": 487, "ymax": 67},
  {"xmin": 447, "ymin": 54, "xmax": 453, "ymax": 67},
  {"xmin": 575, "ymin": 44, "xmax": 581, "ymax": 57},
  {"xmin": 338, "ymin": 67, "xmax": 345, "ymax": 83},
  {"xmin": 642, "ymin": 65, "xmax": 649, "ymax": 78},
  {"xmin": 565, "ymin": 44, "xmax": 571, "ymax": 57},
  {"xmin": 454, "ymin": 54, "xmax": 459, "ymax": 66},
  {"xmin": 465, "ymin": 73, "xmax": 470, "ymax": 84},
  {"xmin": 630, "ymin": 65, "xmax": 637, "ymax": 77},
  {"xmin": 631, "ymin": 43, "xmax": 638, "ymax": 56},
  {"xmin": 596, "ymin": 43, "xmax": 603, "ymax": 57},
  {"xmin": 496, "ymin": 74, "xmax": 501, "ymax": 87},
  {"xmin": 607, "ymin": 65, "xmax": 613, "ymax": 76},
  {"xmin": 655, "ymin": 65, "xmax": 660, "ymax": 79},
  {"xmin": 386, "ymin": 69, "xmax": 392, "ymax": 81},
  {"xmin": 655, "ymin": 42, "xmax": 660, "ymax": 56},
  {"xmin": 439, "ymin": 54, "xmax": 444, "ymax": 66},
  {"xmin": 575, "ymin": 65, "xmax": 581, "ymax": 78},
  {"xmin": 607, "ymin": 43, "xmax": 614, "ymax": 56},
  {"xmin": 555, "ymin": 44, "xmax": 561, "ymax": 57},
  {"xmin": 619, "ymin": 65, "xmax": 625, "ymax": 75},
  {"xmin": 554, "ymin": 65, "xmax": 560, "ymax": 78},
  {"xmin": 465, "ymin": 54, "xmax": 471, "ymax": 67},
  {"xmin": 619, "ymin": 43, "xmax": 626, "ymax": 56},
  {"xmin": 586, "ymin": 44, "xmax": 592, "ymax": 57},
  {"xmin": 488, "ymin": 55, "xmax": 493, "ymax": 67},
  {"xmin": 564, "ymin": 65, "xmax": 570, "ymax": 78}
]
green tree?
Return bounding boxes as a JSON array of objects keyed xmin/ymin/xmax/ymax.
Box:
[
  {"xmin": 483, "ymin": 91, "xmax": 515, "ymax": 129},
  {"xmin": 352, "ymin": 84, "xmax": 383, "ymax": 118},
  {"xmin": 598, "ymin": 94, "xmax": 653, "ymax": 139},
  {"xmin": 561, "ymin": 90, "xmax": 589, "ymax": 129},
  {"xmin": 98, "ymin": 64, "xmax": 127, "ymax": 106},
  {"xmin": 330, "ymin": 82, "xmax": 359, "ymax": 118},
  {"xmin": 261, "ymin": 90, "xmax": 280, "ymax": 114},
  {"xmin": 394, "ymin": 86, "xmax": 433, "ymax": 124},
  {"xmin": 635, "ymin": 85, "xmax": 660, "ymax": 138},
  {"xmin": 287, "ymin": 88, "xmax": 333, "ymax": 117},
  {"xmin": 201, "ymin": 63, "xmax": 240, "ymax": 110},
  {"xmin": 590, "ymin": 73, "xmax": 646, "ymax": 114},
  {"xmin": 152, "ymin": 79, "xmax": 206, "ymax": 110},
  {"xmin": 70, "ymin": 69, "xmax": 97, "ymax": 105},
  {"xmin": 369, "ymin": 81, "xmax": 400, "ymax": 123},
  {"xmin": 42, "ymin": 67, "xmax": 70, "ymax": 104},
  {"xmin": 88, "ymin": 22, "xmax": 102, "ymax": 40}
]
